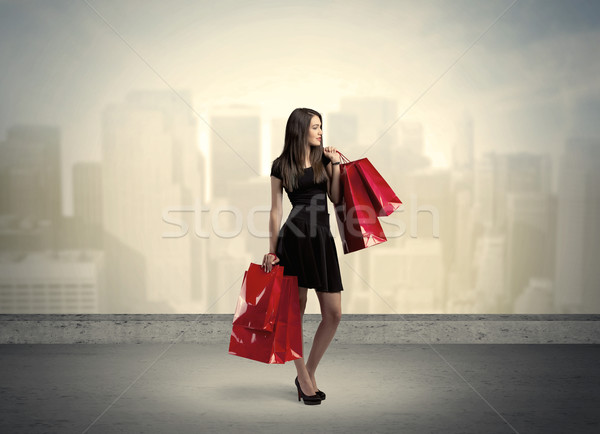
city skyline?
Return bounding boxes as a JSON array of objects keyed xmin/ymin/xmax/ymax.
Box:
[
  {"xmin": 1, "ymin": 0, "xmax": 599, "ymax": 314},
  {"xmin": 2, "ymin": 90, "xmax": 599, "ymax": 315}
]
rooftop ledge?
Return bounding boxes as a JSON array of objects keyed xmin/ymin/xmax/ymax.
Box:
[{"xmin": 1, "ymin": 314, "xmax": 599, "ymax": 344}]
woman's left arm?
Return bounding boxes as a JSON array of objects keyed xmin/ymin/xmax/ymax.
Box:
[{"xmin": 324, "ymin": 147, "xmax": 342, "ymax": 204}]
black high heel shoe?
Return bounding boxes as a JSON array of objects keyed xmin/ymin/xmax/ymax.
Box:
[
  {"xmin": 315, "ymin": 389, "xmax": 326, "ymax": 400},
  {"xmin": 294, "ymin": 376, "xmax": 321, "ymax": 405}
]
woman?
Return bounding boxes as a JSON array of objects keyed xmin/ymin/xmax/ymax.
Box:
[{"xmin": 262, "ymin": 107, "xmax": 344, "ymax": 405}]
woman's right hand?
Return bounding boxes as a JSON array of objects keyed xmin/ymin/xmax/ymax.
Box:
[{"xmin": 262, "ymin": 252, "xmax": 280, "ymax": 273}]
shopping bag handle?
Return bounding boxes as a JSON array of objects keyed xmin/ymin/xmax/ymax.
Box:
[{"xmin": 337, "ymin": 150, "xmax": 351, "ymax": 164}]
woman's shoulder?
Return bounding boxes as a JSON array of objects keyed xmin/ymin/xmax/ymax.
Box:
[{"xmin": 270, "ymin": 157, "xmax": 283, "ymax": 179}]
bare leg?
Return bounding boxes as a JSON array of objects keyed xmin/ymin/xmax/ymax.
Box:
[
  {"xmin": 305, "ymin": 291, "xmax": 342, "ymax": 390},
  {"xmin": 293, "ymin": 286, "xmax": 317, "ymax": 395}
]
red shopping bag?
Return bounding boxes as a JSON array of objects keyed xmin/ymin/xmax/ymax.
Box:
[
  {"xmin": 229, "ymin": 267, "xmax": 302, "ymax": 364},
  {"xmin": 353, "ymin": 157, "xmax": 402, "ymax": 217},
  {"xmin": 334, "ymin": 160, "xmax": 387, "ymax": 254},
  {"xmin": 284, "ymin": 275, "xmax": 303, "ymax": 362},
  {"xmin": 232, "ymin": 263, "xmax": 283, "ymax": 332}
]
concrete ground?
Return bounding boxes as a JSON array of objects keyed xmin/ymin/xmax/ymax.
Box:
[{"xmin": 0, "ymin": 343, "xmax": 599, "ymax": 434}]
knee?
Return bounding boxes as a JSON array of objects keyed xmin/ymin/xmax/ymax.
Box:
[{"xmin": 323, "ymin": 309, "xmax": 342, "ymax": 326}]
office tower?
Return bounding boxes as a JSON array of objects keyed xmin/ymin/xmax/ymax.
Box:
[
  {"xmin": 0, "ymin": 250, "xmax": 103, "ymax": 314},
  {"xmin": 494, "ymin": 153, "xmax": 552, "ymax": 229},
  {"xmin": 447, "ymin": 177, "xmax": 477, "ymax": 312},
  {"xmin": 102, "ymin": 90, "xmax": 202, "ymax": 312},
  {"xmin": 398, "ymin": 121, "xmax": 424, "ymax": 156},
  {"xmin": 70, "ymin": 162, "xmax": 103, "ymax": 249},
  {"xmin": 473, "ymin": 232, "xmax": 506, "ymax": 313},
  {"xmin": 554, "ymin": 138, "xmax": 600, "ymax": 313},
  {"xmin": 506, "ymin": 192, "xmax": 554, "ymax": 307},
  {"xmin": 209, "ymin": 105, "xmax": 261, "ymax": 200},
  {"xmin": 404, "ymin": 168, "xmax": 450, "ymax": 240},
  {"xmin": 499, "ymin": 153, "xmax": 553, "ymax": 309},
  {"xmin": 0, "ymin": 125, "xmax": 62, "ymax": 224},
  {"xmin": 452, "ymin": 112, "xmax": 474, "ymax": 170},
  {"xmin": 403, "ymin": 168, "xmax": 452, "ymax": 307},
  {"xmin": 0, "ymin": 213, "xmax": 53, "ymax": 253},
  {"xmin": 325, "ymin": 111, "xmax": 359, "ymax": 150},
  {"xmin": 339, "ymin": 97, "xmax": 397, "ymax": 149},
  {"xmin": 473, "ymin": 153, "xmax": 495, "ymax": 228},
  {"xmin": 367, "ymin": 239, "xmax": 444, "ymax": 313},
  {"xmin": 474, "ymin": 151, "xmax": 551, "ymax": 230},
  {"xmin": 473, "ymin": 151, "xmax": 553, "ymax": 311},
  {"xmin": 73, "ymin": 162, "xmax": 103, "ymax": 228}
]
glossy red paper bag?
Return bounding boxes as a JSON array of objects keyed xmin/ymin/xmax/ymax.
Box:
[
  {"xmin": 229, "ymin": 271, "xmax": 302, "ymax": 364},
  {"xmin": 334, "ymin": 161, "xmax": 387, "ymax": 254},
  {"xmin": 353, "ymin": 158, "xmax": 402, "ymax": 217},
  {"xmin": 283, "ymin": 275, "xmax": 302, "ymax": 362},
  {"xmin": 231, "ymin": 263, "xmax": 283, "ymax": 332}
]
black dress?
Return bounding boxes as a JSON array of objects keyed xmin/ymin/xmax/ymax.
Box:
[{"xmin": 270, "ymin": 153, "xmax": 344, "ymax": 292}]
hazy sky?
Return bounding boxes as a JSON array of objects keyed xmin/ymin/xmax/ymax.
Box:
[{"xmin": 1, "ymin": 0, "xmax": 599, "ymax": 214}]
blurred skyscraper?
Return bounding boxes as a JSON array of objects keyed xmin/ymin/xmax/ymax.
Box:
[
  {"xmin": 73, "ymin": 162, "xmax": 103, "ymax": 228},
  {"xmin": 0, "ymin": 126, "xmax": 62, "ymax": 253},
  {"xmin": 339, "ymin": 97, "xmax": 397, "ymax": 150},
  {"xmin": 447, "ymin": 114, "xmax": 477, "ymax": 311},
  {"xmin": 71, "ymin": 162, "xmax": 103, "ymax": 249},
  {"xmin": 325, "ymin": 112, "xmax": 359, "ymax": 153},
  {"xmin": 473, "ymin": 232, "xmax": 505, "ymax": 313},
  {"xmin": 452, "ymin": 112, "xmax": 474, "ymax": 171},
  {"xmin": 0, "ymin": 125, "xmax": 62, "ymax": 224},
  {"xmin": 554, "ymin": 138, "xmax": 600, "ymax": 313},
  {"xmin": 506, "ymin": 192, "xmax": 555, "ymax": 310},
  {"xmin": 0, "ymin": 250, "xmax": 103, "ymax": 314},
  {"xmin": 472, "ymin": 151, "xmax": 554, "ymax": 312},
  {"xmin": 209, "ymin": 105, "xmax": 261, "ymax": 200},
  {"xmin": 101, "ymin": 90, "xmax": 202, "ymax": 312}
]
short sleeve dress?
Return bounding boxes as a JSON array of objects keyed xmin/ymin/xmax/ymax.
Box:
[{"xmin": 270, "ymin": 153, "xmax": 344, "ymax": 292}]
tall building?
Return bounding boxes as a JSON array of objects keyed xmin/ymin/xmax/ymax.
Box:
[
  {"xmin": 339, "ymin": 97, "xmax": 398, "ymax": 150},
  {"xmin": 209, "ymin": 105, "xmax": 261, "ymax": 200},
  {"xmin": 367, "ymin": 239, "xmax": 444, "ymax": 313},
  {"xmin": 452, "ymin": 112, "xmax": 474, "ymax": 170},
  {"xmin": 69, "ymin": 162, "xmax": 104, "ymax": 249},
  {"xmin": 474, "ymin": 151, "xmax": 552, "ymax": 230},
  {"xmin": 494, "ymin": 153, "xmax": 552, "ymax": 229},
  {"xmin": 325, "ymin": 112, "xmax": 359, "ymax": 152},
  {"xmin": 506, "ymin": 192, "xmax": 554, "ymax": 306},
  {"xmin": 0, "ymin": 250, "xmax": 103, "ymax": 314},
  {"xmin": 73, "ymin": 162, "xmax": 103, "ymax": 228},
  {"xmin": 447, "ymin": 176, "xmax": 477, "ymax": 312},
  {"xmin": 473, "ymin": 153, "xmax": 495, "ymax": 228},
  {"xmin": 473, "ymin": 151, "xmax": 553, "ymax": 311},
  {"xmin": 0, "ymin": 125, "xmax": 62, "ymax": 225},
  {"xmin": 101, "ymin": 90, "xmax": 203, "ymax": 312},
  {"xmin": 473, "ymin": 232, "xmax": 506, "ymax": 312},
  {"xmin": 0, "ymin": 214, "xmax": 52, "ymax": 252},
  {"xmin": 554, "ymin": 138, "xmax": 600, "ymax": 313}
]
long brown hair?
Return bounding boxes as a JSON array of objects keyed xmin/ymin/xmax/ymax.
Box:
[{"xmin": 273, "ymin": 108, "xmax": 327, "ymax": 192}]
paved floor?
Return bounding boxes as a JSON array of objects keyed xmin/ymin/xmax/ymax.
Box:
[{"xmin": 0, "ymin": 342, "xmax": 599, "ymax": 433}]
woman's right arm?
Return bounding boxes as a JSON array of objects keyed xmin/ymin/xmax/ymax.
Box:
[{"xmin": 263, "ymin": 176, "xmax": 283, "ymax": 272}]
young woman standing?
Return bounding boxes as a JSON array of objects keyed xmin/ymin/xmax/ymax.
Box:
[{"xmin": 262, "ymin": 107, "xmax": 344, "ymax": 405}]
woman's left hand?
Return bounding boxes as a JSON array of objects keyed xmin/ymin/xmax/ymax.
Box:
[{"xmin": 323, "ymin": 146, "xmax": 340, "ymax": 163}]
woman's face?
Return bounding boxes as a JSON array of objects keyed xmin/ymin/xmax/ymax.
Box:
[{"xmin": 306, "ymin": 115, "xmax": 323, "ymax": 147}]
